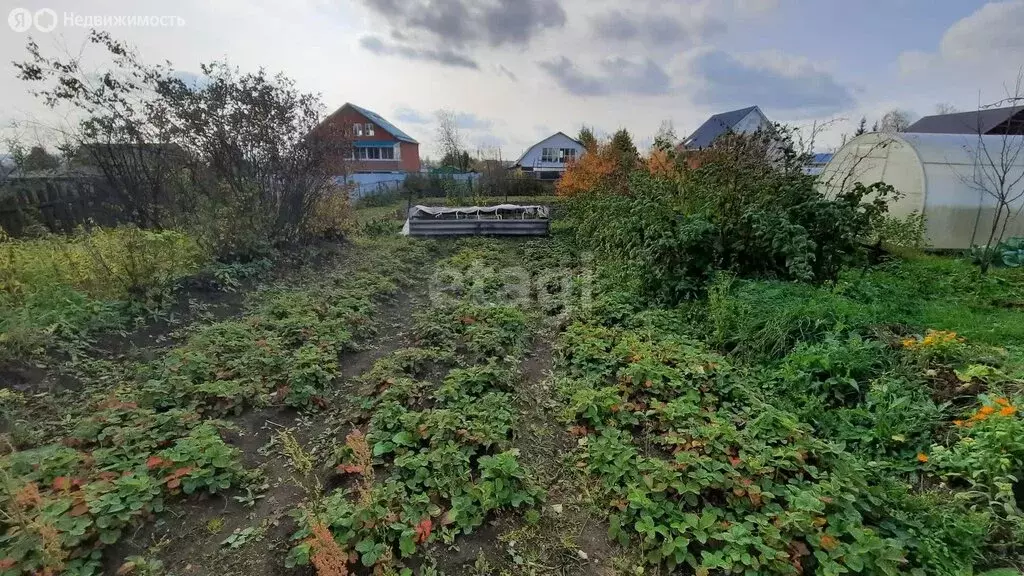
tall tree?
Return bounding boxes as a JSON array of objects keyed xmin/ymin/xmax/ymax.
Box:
[
  {"xmin": 879, "ymin": 109, "xmax": 914, "ymax": 133},
  {"xmin": 653, "ymin": 120, "xmax": 678, "ymax": 153},
  {"xmin": 435, "ymin": 109, "xmax": 465, "ymax": 169},
  {"xmin": 577, "ymin": 125, "xmax": 597, "ymax": 153},
  {"xmin": 854, "ymin": 117, "xmax": 867, "ymax": 136},
  {"xmin": 935, "ymin": 103, "xmax": 959, "ymax": 115},
  {"xmin": 610, "ymin": 128, "xmax": 640, "ymax": 173}
]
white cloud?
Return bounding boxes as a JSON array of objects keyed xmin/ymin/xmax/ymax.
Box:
[
  {"xmin": 685, "ymin": 49, "xmax": 855, "ymax": 116},
  {"xmin": 898, "ymin": 1, "xmax": 1024, "ymax": 76}
]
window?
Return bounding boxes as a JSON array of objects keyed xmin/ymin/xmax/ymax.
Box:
[
  {"xmin": 353, "ymin": 123, "xmax": 363, "ymax": 137},
  {"xmin": 354, "ymin": 146, "xmax": 395, "ymax": 160},
  {"xmin": 365, "ymin": 123, "xmax": 375, "ymax": 136},
  {"xmin": 541, "ymin": 147, "xmax": 577, "ymax": 163}
]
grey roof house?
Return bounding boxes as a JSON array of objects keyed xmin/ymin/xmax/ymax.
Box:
[
  {"xmin": 682, "ymin": 105, "xmax": 771, "ymax": 149},
  {"xmin": 906, "ymin": 105, "xmax": 1024, "ymax": 135}
]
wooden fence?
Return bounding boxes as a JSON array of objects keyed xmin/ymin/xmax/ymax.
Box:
[{"xmin": 0, "ymin": 177, "xmax": 122, "ymax": 235}]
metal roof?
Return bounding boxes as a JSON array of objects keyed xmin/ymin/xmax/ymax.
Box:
[
  {"xmin": 683, "ymin": 105, "xmax": 760, "ymax": 149},
  {"xmin": 514, "ymin": 132, "xmax": 583, "ymax": 166},
  {"xmin": 905, "ymin": 105, "xmax": 1024, "ymax": 135},
  {"xmin": 346, "ymin": 103, "xmax": 419, "ymax": 144}
]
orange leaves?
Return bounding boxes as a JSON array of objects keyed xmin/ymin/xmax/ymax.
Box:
[
  {"xmin": 647, "ymin": 148, "xmax": 675, "ymax": 178},
  {"xmin": 12, "ymin": 482, "xmax": 43, "ymax": 511},
  {"xmin": 343, "ymin": 429, "xmax": 374, "ymax": 506},
  {"xmin": 336, "ymin": 464, "xmax": 364, "ymax": 475},
  {"xmin": 165, "ymin": 467, "xmax": 193, "ymax": 489},
  {"xmin": 307, "ymin": 522, "xmax": 349, "ymax": 576},
  {"xmin": 555, "ymin": 144, "xmax": 620, "ymax": 197},
  {"xmin": 413, "ymin": 518, "xmax": 432, "ymax": 544}
]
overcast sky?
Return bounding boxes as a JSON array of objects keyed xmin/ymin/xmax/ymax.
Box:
[{"xmin": 2, "ymin": 0, "xmax": 1023, "ymax": 159}]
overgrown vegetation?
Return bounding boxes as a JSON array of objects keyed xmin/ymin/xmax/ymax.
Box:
[
  {"xmin": 544, "ymin": 128, "xmax": 1024, "ymax": 576},
  {"xmin": 0, "ymin": 231, "xmax": 428, "ymax": 575}
]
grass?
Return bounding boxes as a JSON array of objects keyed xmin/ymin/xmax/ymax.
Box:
[
  {"xmin": 0, "ymin": 226, "xmax": 209, "ymax": 361},
  {"xmin": 704, "ymin": 254, "xmax": 1024, "ymax": 362}
]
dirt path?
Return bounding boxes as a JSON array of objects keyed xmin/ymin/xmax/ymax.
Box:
[{"xmin": 423, "ymin": 326, "xmax": 618, "ymax": 576}]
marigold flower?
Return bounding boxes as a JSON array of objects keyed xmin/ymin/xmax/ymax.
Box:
[
  {"xmin": 996, "ymin": 398, "xmax": 1010, "ymax": 406},
  {"xmin": 979, "ymin": 405, "xmax": 996, "ymax": 416},
  {"xmin": 917, "ymin": 453, "xmax": 929, "ymax": 463},
  {"xmin": 1000, "ymin": 406, "xmax": 1017, "ymax": 417},
  {"xmin": 953, "ymin": 420, "xmax": 964, "ymax": 427}
]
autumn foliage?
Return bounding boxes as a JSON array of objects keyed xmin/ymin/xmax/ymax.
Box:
[
  {"xmin": 308, "ymin": 521, "xmax": 349, "ymax": 576},
  {"xmin": 556, "ymin": 130, "xmax": 679, "ymax": 196},
  {"xmin": 556, "ymin": 144, "xmax": 620, "ymax": 196}
]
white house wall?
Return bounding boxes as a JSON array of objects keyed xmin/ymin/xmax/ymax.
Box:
[{"xmin": 518, "ymin": 133, "xmax": 585, "ymax": 171}]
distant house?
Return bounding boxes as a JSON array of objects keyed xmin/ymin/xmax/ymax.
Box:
[
  {"xmin": 802, "ymin": 153, "xmax": 833, "ymax": 176},
  {"xmin": 906, "ymin": 105, "xmax": 1024, "ymax": 135},
  {"xmin": 513, "ymin": 132, "xmax": 585, "ymax": 180},
  {"xmin": 681, "ymin": 105, "xmax": 772, "ymax": 149},
  {"xmin": 313, "ymin": 103, "xmax": 421, "ymax": 175}
]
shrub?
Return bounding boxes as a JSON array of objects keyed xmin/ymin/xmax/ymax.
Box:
[
  {"xmin": 303, "ymin": 188, "xmax": 354, "ymax": 241},
  {"xmin": 0, "ymin": 226, "xmax": 207, "ymax": 359},
  {"xmin": 568, "ymin": 165, "xmax": 895, "ymax": 303}
]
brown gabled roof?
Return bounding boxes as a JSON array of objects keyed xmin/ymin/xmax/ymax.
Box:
[{"xmin": 906, "ymin": 105, "xmax": 1024, "ymax": 135}]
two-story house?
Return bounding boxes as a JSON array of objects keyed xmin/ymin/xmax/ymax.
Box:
[
  {"xmin": 313, "ymin": 103, "xmax": 421, "ymax": 175},
  {"xmin": 512, "ymin": 132, "xmax": 585, "ymax": 180}
]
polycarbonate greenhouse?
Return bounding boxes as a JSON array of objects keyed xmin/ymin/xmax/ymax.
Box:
[{"xmin": 819, "ymin": 132, "xmax": 1024, "ymax": 249}]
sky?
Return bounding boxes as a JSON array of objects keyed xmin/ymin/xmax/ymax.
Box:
[{"xmin": 1, "ymin": 0, "xmax": 1023, "ymax": 159}]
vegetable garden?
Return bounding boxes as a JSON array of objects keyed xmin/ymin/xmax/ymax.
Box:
[{"xmin": 2, "ymin": 34, "xmax": 1024, "ymax": 573}]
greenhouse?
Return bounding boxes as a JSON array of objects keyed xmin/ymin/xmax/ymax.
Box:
[{"xmin": 819, "ymin": 132, "xmax": 1024, "ymax": 249}]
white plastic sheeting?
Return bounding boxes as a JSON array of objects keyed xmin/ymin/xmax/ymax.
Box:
[
  {"xmin": 818, "ymin": 132, "xmax": 1024, "ymax": 249},
  {"xmin": 401, "ymin": 205, "xmax": 550, "ymax": 235}
]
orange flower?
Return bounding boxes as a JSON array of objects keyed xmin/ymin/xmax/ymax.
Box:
[
  {"xmin": 1000, "ymin": 406, "xmax": 1017, "ymax": 417},
  {"xmin": 953, "ymin": 420, "xmax": 965, "ymax": 427},
  {"xmin": 996, "ymin": 398, "xmax": 1010, "ymax": 406},
  {"xmin": 917, "ymin": 453, "xmax": 929, "ymax": 463},
  {"xmin": 979, "ymin": 405, "xmax": 996, "ymax": 416}
]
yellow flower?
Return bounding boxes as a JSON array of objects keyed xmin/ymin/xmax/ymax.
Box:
[{"xmin": 917, "ymin": 453, "xmax": 929, "ymax": 463}]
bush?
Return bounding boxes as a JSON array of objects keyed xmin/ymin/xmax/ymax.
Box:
[
  {"xmin": 0, "ymin": 226, "xmax": 207, "ymax": 359},
  {"xmin": 570, "ymin": 167, "xmax": 895, "ymax": 303},
  {"xmin": 0, "ymin": 226, "xmax": 206, "ymax": 301},
  {"xmin": 303, "ymin": 188, "xmax": 353, "ymax": 241}
]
